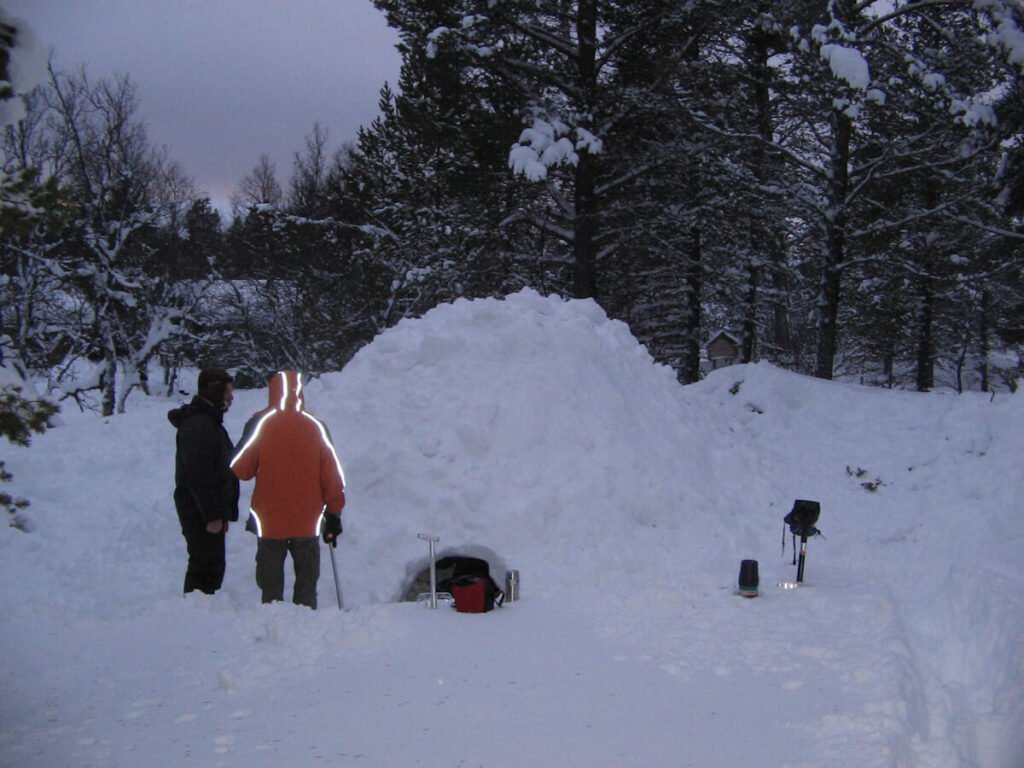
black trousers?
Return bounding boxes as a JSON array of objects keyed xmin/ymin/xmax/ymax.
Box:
[
  {"xmin": 179, "ymin": 522, "xmax": 226, "ymax": 595},
  {"xmin": 175, "ymin": 489, "xmax": 226, "ymax": 594},
  {"xmin": 255, "ymin": 536, "xmax": 320, "ymax": 609}
]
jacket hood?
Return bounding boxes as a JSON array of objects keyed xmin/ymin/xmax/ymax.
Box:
[
  {"xmin": 267, "ymin": 371, "xmax": 305, "ymax": 412},
  {"xmin": 167, "ymin": 396, "xmax": 221, "ymax": 428}
]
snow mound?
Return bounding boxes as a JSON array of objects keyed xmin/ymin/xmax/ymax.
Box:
[{"xmin": 321, "ymin": 289, "xmax": 735, "ymax": 606}]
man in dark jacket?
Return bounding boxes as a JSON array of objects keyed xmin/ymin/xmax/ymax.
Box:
[{"xmin": 168, "ymin": 368, "xmax": 240, "ymax": 595}]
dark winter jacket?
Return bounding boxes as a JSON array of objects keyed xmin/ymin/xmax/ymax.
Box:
[{"xmin": 168, "ymin": 396, "xmax": 240, "ymax": 526}]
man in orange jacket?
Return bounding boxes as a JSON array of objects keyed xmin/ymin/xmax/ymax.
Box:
[{"xmin": 231, "ymin": 371, "xmax": 345, "ymax": 609}]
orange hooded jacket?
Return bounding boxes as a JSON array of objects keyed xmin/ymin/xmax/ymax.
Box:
[{"xmin": 230, "ymin": 371, "xmax": 345, "ymax": 540}]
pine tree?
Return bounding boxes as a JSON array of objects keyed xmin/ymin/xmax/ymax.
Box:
[
  {"xmin": 344, "ymin": 1, "xmax": 534, "ymax": 325},
  {"xmin": 832, "ymin": 3, "xmax": 1020, "ymax": 388},
  {"xmin": 435, "ymin": 0, "xmax": 685, "ymax": 301},
  {"xmin": 693, "ymin": 0, "xmax": 1024, "ymax": 381},
  {"xmin": 0, "ymin": 15, "xmax": 58, "ymax": 530}
]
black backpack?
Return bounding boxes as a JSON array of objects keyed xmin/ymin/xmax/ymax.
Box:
[
  {"xmin": 784, "ymin": 499, "xmax": 821, "ymax": 538},
  {"xmin": 782, "ymin": 500, "xmax": 823, "ymax": 565}
]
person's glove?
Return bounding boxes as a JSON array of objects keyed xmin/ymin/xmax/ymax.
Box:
[{"xmin": 322, "ymin": 513, "xmax": 342, "ymax": 547}]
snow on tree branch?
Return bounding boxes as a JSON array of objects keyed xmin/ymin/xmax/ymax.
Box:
[
  {"xmin": 819, "ymin": 43, "xmax": 871, "ymax": 90},
  {"xmin": 509, "ymin": 118, "xmax": 603, "ymax": 182},
  {"xmin": 0, "ymin": 10, "xmax": 45, "ymax": 128},
  {"xmin": 975, "ymin": 0, "xmax": 1024, "ymax": 67}
]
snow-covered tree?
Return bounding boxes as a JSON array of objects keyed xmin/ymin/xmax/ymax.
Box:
[
  {"xmin": 0, "ymin": 374, "xmax": 57, "ymax": 532},
  {"xmin": 32, "ymin": 66, "xmax": 203, "ymax": 414},
  {"xmin": 428, "ymin": 0, "xmax": 686, "ymax": 301},
  {"xmin": 357, "ymin": 0, "xmax": 1023, "ymax": 386},
  {"xmin": 0, "ymin": 11, "xmax": 58, "ymax": 530},
  {"xmin": 344, "ymin": 2, "xmax": 536, "ymax": 323},
  {"xmin": 692, "ymin": 0, "xmax": 1024, "ymax": 381},
  {"xmin": 222, "ymin": 201, "xmax": 387, "ymax": 378},
  {"xmin": 0, "ymin": 6, "xmax": 45, "ymax": 192}
]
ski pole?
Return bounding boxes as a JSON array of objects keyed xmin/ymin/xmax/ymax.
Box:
[{"xmin": 328, "ymin": 543, "xmax": 343, "ymax": 610}]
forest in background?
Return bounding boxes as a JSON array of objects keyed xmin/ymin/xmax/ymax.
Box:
[{"xmin": 3, "ymin": 0, "xmax": 1024, "ymax": 418}]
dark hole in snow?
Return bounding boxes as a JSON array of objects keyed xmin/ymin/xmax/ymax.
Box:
[{"xmin": 400, "ymin": 545, "xmax": 507, "ymax": 602}]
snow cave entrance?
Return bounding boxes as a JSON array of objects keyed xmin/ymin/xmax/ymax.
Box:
[{"xmin": 400, "ymin": 544, "xmax": 507, "ymax": 602}]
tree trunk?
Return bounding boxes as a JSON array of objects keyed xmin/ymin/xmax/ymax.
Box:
[
  {"xmin": 163, "ymin": 359, "xmax": 179, "ymax": 398},
  {"xmin": 573, "ymin": 150, "xmax": 598, "ymax": 299},
  {"xmin": 572, "ymin": 0, "xmax": 599, "ymax": 300},
  {"xmin": 979, "ymin": 290, "xmax": 990, "ymax": 392},
  {"xmin": 101, "ymin": 349, "xmax": 116, "ymax": 417},
  {"xmin": 741, "ymin": 265, "xmax": 758, "ymax": 363},
  {"xmin": 915, "ymin": 276, "xmax": 935, "ymax": 392},
  {"xmin": 815, "ymin": 110, "xmax": 851, "ymax": 380},
  {"xmin": 883, "ymin": 349, "xmax": 894, "ymax": 388},
  {"xmin": 741, "ymin": 24, "xmax": 772, "ymax": 365},
  {"xmin": 681, "ymin": 225, "xmax": 703, "ymax": 384}
]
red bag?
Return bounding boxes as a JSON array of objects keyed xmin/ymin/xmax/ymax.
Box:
[
  {"xmin": 451, "ymin": 575, "xmax": 503, "ymax": 613},
  {"xmin": 452, "ymin": 577, "xmax": 486, "ymax": 613}
]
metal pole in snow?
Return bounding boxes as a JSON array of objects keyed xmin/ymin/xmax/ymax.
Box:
[
  {"xmin": 796, "ymin": 534, "xmax": 808, "ymax": 583},
  {"xmin": 418, "ymin": 533, "xmax": 439, "ymax": 608},
  {"xmin": 329, "ymin": 544, "xmax": 343, "ymax": 610}
]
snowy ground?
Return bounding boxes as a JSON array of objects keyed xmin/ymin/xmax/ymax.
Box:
[{"xmin": 1, "ymin": 289, "xmax": 1022, "ymax": 767}]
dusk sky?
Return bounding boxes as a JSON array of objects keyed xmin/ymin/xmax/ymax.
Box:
[{"xmin": 4, "ymin": 0, "xmax": 401, "ymax": 212}]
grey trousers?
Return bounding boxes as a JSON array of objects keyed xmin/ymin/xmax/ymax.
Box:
[{"xmin": 255, "ymin": 536, "xmax": 320, "ymax": 609}]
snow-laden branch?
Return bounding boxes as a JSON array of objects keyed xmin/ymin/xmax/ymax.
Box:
[
  {"xmin": 509, "ymin": 118, "xmax": 603, "ymax": 182},
  {"xmin": 499, "ymin": 209, "xmax": 575, "ymax": 243},
  {"xmin": 953, "ymin": 215, "xmax": 1024, "ymax": 240},
  {"xmin": 0, "ymin": 10, "xmax": 46, "ymax": 128},
  {"xmin": 857, "ymin": 0, "xmax": 1024, "ymax": 70},
  {"xmin": 496, "ymin": 55, "xmax": 579, "ymax": 99},
  {"xmin": 507, "ymin": 19, "xmax": 580, "ymax": 61}
]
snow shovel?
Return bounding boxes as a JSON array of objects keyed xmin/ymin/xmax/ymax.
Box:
[{"xmin": 417, "ymin": 533, "xmax": 440, "ymax": 608}]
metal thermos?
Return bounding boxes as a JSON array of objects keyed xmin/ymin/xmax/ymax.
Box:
[
  {"xmin": 505, "ymin": 569, "xmax": 519, "ymax": 603},
  {"xmin": 738, "ymin": 559, "xmax": 759, "ymax": 598}
]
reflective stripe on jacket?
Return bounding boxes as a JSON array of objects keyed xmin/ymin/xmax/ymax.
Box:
[{"xmin": 230, "ymin": 371, "xmax": 345, "ymax": 539}]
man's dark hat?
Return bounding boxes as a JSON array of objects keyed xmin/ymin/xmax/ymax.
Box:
[{"xmin": 198, "ymin": 367, "xmax": 233, "ymax": 397}]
